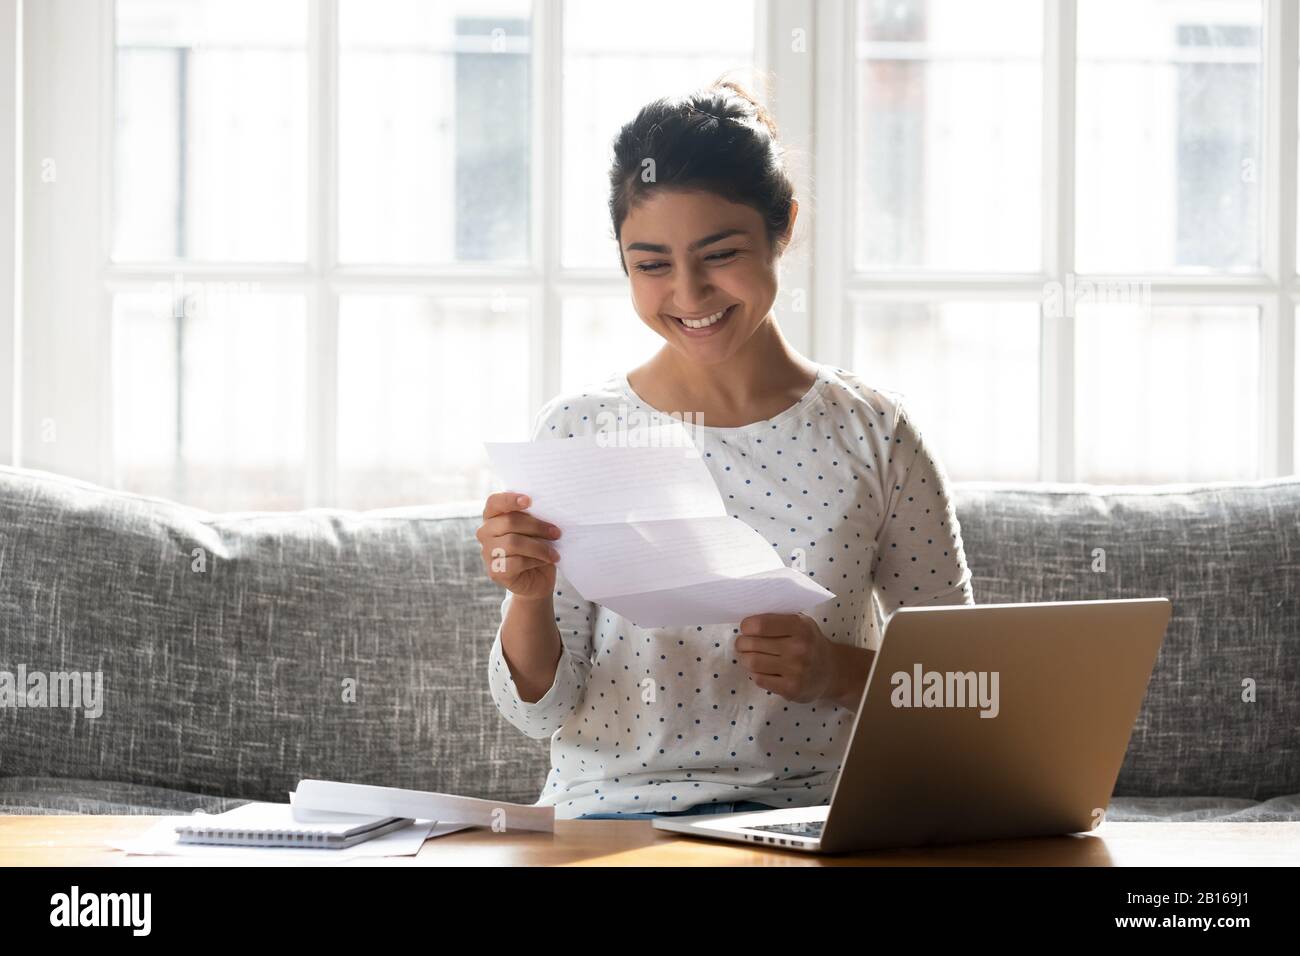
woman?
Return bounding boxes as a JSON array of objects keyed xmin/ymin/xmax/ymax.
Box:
[{"xmin": 476, "ymin": 80, "xmax": 975, "ymax": 820}]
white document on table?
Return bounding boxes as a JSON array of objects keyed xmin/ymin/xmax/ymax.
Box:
[
  {"xmin": 291, "ymin": 779, "xmax": 555, "ymax": 833},
  {"xmin": 108, "ymin": 813, "xmax": 468, "ymax": 864},
  {"xmin": 484, "ymin": 422, "xmax": 835, "ymax": 627}
]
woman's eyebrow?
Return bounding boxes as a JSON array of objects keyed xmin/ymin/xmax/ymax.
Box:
[{"xmin": 624, "ymin": 228, "xmax": 748, "ymax": 254}]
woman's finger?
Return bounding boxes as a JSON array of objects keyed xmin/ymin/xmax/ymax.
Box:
[
  {"xmin": 490, "ymin": 532, "xmax": 560, "ymax": 565},
  {"xmin": 737, "ymin": 650, "xmax": 788, "ymax": 677},
  {"xmin": 735, "ymin": 633, "xmax": 789, "ymax": 656},
  {"xmin": 483, "ymin": 491, "xmax": 530, "ymax": 519},
  {"xmin": 485, "ymin": 510, "xmax": 561, "ymax": 541},
  {"xmin": 489, "ymin": 553, "xmax": 551, "ymax": 578}
]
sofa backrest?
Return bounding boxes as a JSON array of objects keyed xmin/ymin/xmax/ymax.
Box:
[
  {"xmin": 952, "ymin": 478, "xmax": 1300, "ymax": 799},
  {"xmin": 1, "ymin": 466, "xmax": 1296, "ymax": 802},
  {"xmin": 0, "ymin": 467, "xmax": 550, "ymax": 805}
]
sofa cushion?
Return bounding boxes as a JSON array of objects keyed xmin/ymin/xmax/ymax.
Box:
[
  {"xmin": 1106, "ymin": 793, "xmax": 1300, "ymax": 823},
  {"xmin": 952, "ymin": 478, "xmax": 1300, "ymax": 800},
  {"xmin": 0, "ymin": 776, "xmax": 252, "ymax": 815}
]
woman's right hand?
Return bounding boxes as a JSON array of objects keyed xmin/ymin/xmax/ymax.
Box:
[{"xmin": 477, "ymin": 492, "xmax": 564, "ymax": 602}]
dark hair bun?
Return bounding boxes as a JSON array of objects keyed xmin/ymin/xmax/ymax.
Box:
[{"xmin": 707, "ymin": 78, "xmax": 781, "ymax": 140}]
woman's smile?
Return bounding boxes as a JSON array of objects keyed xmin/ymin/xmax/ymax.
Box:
[{"xmin": 667, "ymin": 303, "xmax": 738, "ymax": 337}]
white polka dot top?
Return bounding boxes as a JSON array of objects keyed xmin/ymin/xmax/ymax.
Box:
[{"xmin": 487, "ymin": 363, "xmax": 975, "ymax": 818}]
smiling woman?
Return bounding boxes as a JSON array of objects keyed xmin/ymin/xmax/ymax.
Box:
[
  {"xmin": 478, "ymin": 79, "xmax": 977, "ymax": 820},
  {"xmin": 606, "ymin": 83, "xmax": 811, "ymax": 419}
]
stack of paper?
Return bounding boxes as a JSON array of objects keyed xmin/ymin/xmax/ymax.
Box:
[
  {"xmin": 484, "ymin": 422, "xmax": 835, "ymax": 627},
  {"xmin": 290, "ymin": 779, "xmax": 555, "ymax": 832},
  {"xmin": 107, "ymin": 780, "xmax": 554, "ymax": 861}
]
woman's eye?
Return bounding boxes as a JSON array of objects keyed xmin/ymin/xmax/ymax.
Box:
[{"xmin": 634, "ymin": 251, "xmax": 736, "ymax": 273}]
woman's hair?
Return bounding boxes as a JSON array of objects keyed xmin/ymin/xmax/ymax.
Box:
[{"xmin": 607, "ymin": 76, "xmax": 796, "ymax": 276}]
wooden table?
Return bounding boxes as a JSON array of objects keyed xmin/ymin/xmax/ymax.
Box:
[{"xmin": 2, "ymin": 815, "xmax": 1297, "ymax": 866}]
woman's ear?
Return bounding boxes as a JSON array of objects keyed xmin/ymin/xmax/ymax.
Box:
[{"xmin": 774, "ymin": 198, "xmax": 798, "ymax": 259}]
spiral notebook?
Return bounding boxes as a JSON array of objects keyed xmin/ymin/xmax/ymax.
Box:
[{"xmin": 174, "ymin": 801, "xmax": 415, "ymax": 849}]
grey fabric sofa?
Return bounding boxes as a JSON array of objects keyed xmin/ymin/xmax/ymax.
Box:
[{"xmin": 1, "ymin": 465, "xmax": 1296, "ymax": 822}]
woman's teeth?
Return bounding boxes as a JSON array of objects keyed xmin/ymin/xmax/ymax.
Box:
[{"xmin": 675, "ymin": 306, "xmax": 730, "ymax": 329}]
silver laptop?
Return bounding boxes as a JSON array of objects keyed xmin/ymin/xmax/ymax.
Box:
[{"xmin": 652, "ymin": 598, "xmax": 1172, "ymax": 854}]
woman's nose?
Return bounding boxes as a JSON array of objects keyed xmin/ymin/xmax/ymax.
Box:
[{"xmin": 672, "ymin": 262, "xmax": 714, "ymax": 305}]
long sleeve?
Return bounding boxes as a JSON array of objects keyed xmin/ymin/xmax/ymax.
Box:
[
  {"xmin": 488, "ymin": 567, "xmax": 595, "ymax": 739},
  {"xmin": 870, "ymin": 398, "xmax": 975, "ymax": 617}
]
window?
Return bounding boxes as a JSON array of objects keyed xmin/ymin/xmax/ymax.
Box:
[
  {"xmin": 336, "ymin": 2, "xmax": 531, "ymax": 265},
  {"xmin": 829, "ymin": 0, "xmax": 1296, "ymax": 483},
  {"xmin": 852, "ymin": 300, "xmax": 1040, "ymax": 481},
  {"xmin": 17, "ymin": 0, "xmax": 1299, "ymax": 507},
  {"xmin": 1074, "ymin": 304, "xmax": 1260, "ymax": 482},
  {"xmin": 1075, "ymin": 3, "xmax": 1263, "ymax": 273},
  {"xmin": 853, "ymin": 0, "xmax": 1043, "ymax": 272},
  {"xmin": 94, "ymin": 0, "xmax": 756, "ymax": 510},
  {"xmin": 113, "ymin": 0, "xmax": 309, "ymax": 263}
]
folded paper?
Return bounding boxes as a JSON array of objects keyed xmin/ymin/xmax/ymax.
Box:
[{"xmin": 484, "ymin": 422, "xmax": 835, "ymax": 627}]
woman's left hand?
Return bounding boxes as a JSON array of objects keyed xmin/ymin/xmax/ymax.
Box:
[{"xmin": 735, "ymin": 612, "xmax": 841, "ymax": 704}]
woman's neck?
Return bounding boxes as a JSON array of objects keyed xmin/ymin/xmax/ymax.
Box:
[{"xmin": 631, "ymin": 313, "xmax": 820, "ymax": 427}]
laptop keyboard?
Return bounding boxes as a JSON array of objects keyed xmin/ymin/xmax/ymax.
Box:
[{"xmin": 747, "ymin": 820, "xmax": 824, "ymax": 839}]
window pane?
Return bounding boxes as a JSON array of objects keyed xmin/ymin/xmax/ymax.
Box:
[
  {"xmin": 853, "ymin": 0, "xmax": 1042, "ymax": 272},
  {"xmin": 852, "ymin": 301, "xmax": 1040, "ymax": 480},
  {"xmin": 1076, "ymin": 0, "xmax": 1263, "ymax": 273},
  {"xmin": 338, "ymin": 0, "xmax": 532, "ymax": 265},
  {"xmin": 113, "ymin": 0, "xmax": 308, "ymax": 262},
  {"xmin": 560, "ymin": 296, "xmax": 664, "ymax": 392},
  {"xmin": 562, "ymin": 0, "xmax": 756, "ymax": 270},
  {"xmin": 1076, "ymin": 304, "xmax": 1258, "ymax": 482},
  {"xmin": 112, "ymin": 287, "xmax": 307, "ymax": 510},
  {"xmin": 337, "ymin": 295, "xmax": 530, "ymax": 508}
]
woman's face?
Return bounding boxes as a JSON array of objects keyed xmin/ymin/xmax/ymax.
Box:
[{"xmin": 620, "ymin": 189, "xmax": 791, "ymax": 366}]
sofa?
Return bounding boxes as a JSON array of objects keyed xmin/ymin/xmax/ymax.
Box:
[{"xmin": 1, "ymin": 464, "xmax": 1297, "ymax": 822}]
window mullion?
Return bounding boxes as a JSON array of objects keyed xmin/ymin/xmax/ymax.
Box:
[
  {"xmin": 1264, "ymin": 0, "xmax": 1298, "ymax": 476},
  {"xmin": 306, "ymin": 0, "xmax": 339, "ymax": 507},
  {"xmin": 536, "ymin": 0, "xmax": 562, "ymax": 414},
  {"xmin": 812, "ymin": 0, "xmax": 849, "ymax": 366},
  {"xmin": 760, "ymin": 0, "xmax": 815, "ymax": 358},
  {"xmin": 0, "ymin": 0, "xmax": 19, "ymax": 467},
  {"xmin": 1041, "ymin": 0, "xmax": 1077, "ymax": 482}
]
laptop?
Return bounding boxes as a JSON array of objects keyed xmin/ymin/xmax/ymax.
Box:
[{"xmin": 652, "ymin": 598, "xmax": 1172, "ymax": 854}]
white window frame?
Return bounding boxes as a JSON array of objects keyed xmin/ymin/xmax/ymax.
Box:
[
  {"xmin": 14, "ymin": 0, "xmax": 1299, "ymax": 500},
  {"xmin": 0, "ymin": 0, "xmax": 18, "ymax": 469},
  {"xmin": 19, "ymin": 0, "xmax": 799, "ymax": 504},
  {"xmin": 811, "ymin": 0, "xmax": 1299, "ymax": 481}
]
